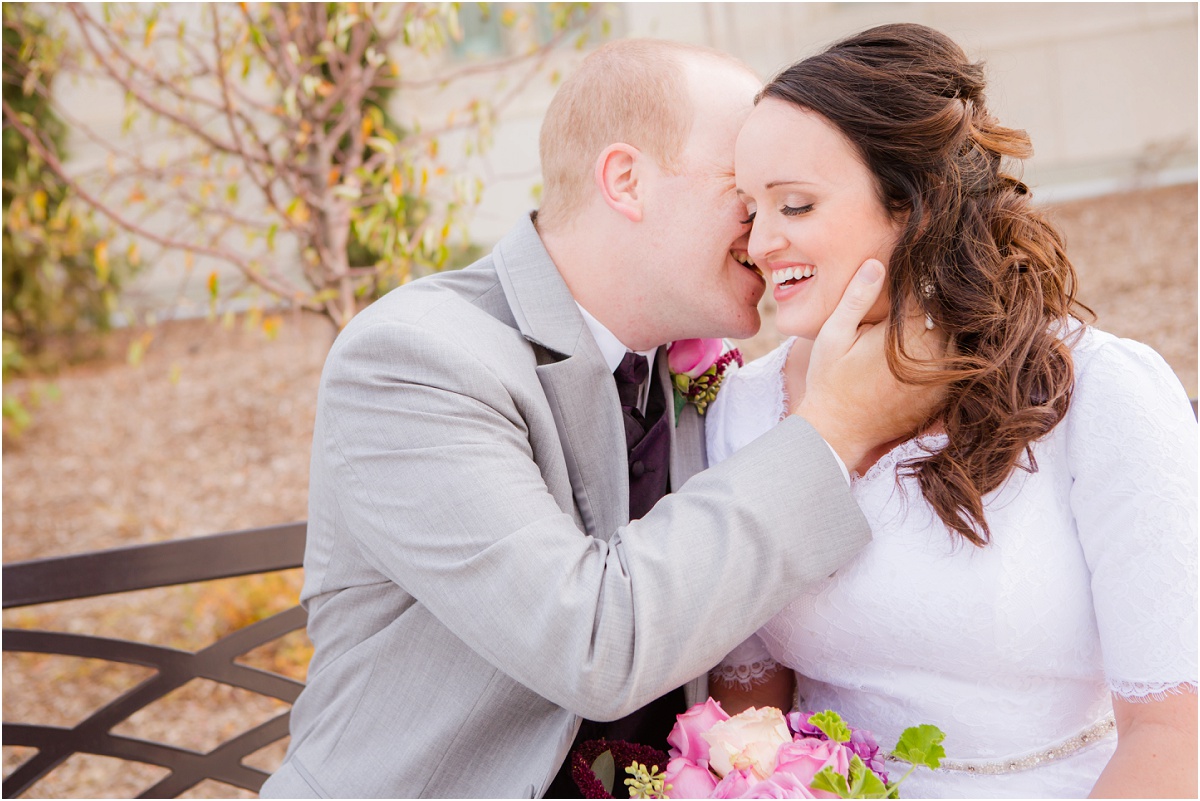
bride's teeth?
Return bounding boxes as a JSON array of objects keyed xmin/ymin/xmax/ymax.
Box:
[{"xmin": 773, "ymin": 266, "xmax": 817, "ymax": 285}]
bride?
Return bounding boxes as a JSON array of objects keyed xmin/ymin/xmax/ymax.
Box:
[{"xmin": 707, "ymin": 23, "xmax": 1197, "ymax": 798}]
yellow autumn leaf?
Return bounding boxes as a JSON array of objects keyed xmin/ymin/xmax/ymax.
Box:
[
  {"xmin": 30, "ymin": 190, "xmax": 47, "ymax": 221},
  {"xmin": 127, "ymin": 241, "xmax": 141, "ymax": 267},
  {"xmin": 262, "ymin": 315, "xmax": 282, "ymax": 341},
  {"xmin": 207, "ymin": 270, "xmax": 219, "ymax": 298},
  {"xmin": 128, "ymin": 186, "xmax": 147, "ymax": 204},
  {"xmin": 127, "ymin": 332, "xmax": 153, "ymax": 367},
  {"xmin": 94, "ymin": 241, "xmax": 110, "ymax": 283}
]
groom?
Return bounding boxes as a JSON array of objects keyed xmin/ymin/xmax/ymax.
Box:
[{"xmin": 262, "ymin": 39, "xmax": 934, "ymax": 799}]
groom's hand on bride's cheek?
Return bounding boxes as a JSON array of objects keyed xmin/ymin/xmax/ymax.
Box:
[{"xmin": 796, "ymin": 258, "xmax": 946, "ymax": 469}]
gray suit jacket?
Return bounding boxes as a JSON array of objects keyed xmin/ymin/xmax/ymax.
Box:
[{"xmin": 261, "ymin": 215, "xmax": 870, "ymax": 798}]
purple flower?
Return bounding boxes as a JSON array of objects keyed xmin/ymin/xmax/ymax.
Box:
[
  {"xmin": 847, "ymin": 728, "xmax": 888, "ymax": 785},
  {"xmin": 786, "ymin": 712, "xmax": 889, "ymax": 787},
  {"xmin": 786, "ymin": 711, "xmax": 826, "ymax": 740}
]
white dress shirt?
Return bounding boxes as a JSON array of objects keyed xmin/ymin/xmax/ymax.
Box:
[{"xmin": 576, "ymin": 303, "xmax": 657, "ymax": 415}]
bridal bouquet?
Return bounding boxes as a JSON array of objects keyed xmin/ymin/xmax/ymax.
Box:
[{"xmin": 573, "ymin": 699, "xmax": 945, "ymax": 799}]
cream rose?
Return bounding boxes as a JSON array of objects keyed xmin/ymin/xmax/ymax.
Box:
[{"xmin": 701, "ymin": 706, "xmax": 792, "ymax": 781}]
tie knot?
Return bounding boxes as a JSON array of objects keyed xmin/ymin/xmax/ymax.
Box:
[{"xmin": 614, "ymin": 352, "xmax": 649, "ymax": 387}]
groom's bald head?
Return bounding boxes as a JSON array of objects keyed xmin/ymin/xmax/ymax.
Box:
[{"xmin": 537, "ymin": 39, "xmax": 756, "ymax": 230}]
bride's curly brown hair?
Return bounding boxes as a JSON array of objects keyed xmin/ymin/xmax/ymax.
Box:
[{"xmin": 762, "ymin": 23, "xmax": 1091, "ymax": 546}]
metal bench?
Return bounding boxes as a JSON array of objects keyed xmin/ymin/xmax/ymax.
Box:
[{"xmin": 2, "ymin": 523, "xmax": 307, "ymax": 799}]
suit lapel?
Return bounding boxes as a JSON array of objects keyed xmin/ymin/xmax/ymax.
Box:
[
  {"xmin": 661, "ymin": 353, "xmax": 708, "ymax": 489},
  {"xmin": 493, "ymin": 216, "xmax": 629, "ymax": 542}
]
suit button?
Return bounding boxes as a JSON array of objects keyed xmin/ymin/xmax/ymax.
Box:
[{"xmin": 630, "ymin": 460, "xmax": 645, "ymax": 478}]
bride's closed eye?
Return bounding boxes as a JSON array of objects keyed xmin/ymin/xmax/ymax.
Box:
[
  {"xmin": 782, "ymin": 204, "xmax": 814, "ymax": 216},
  {"xmin": 740, "ymin": 211, "xmax": 756, "ymax": 225}
]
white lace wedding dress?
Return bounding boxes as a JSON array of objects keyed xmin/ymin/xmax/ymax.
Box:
[{"xmin": 709, "ymin": 324, "xmax": 1197, "ymax": 798}]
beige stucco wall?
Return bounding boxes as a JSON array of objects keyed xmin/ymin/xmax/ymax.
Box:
[{"xmin": 468, "ymin": 2, "xmax": 1197, "ymax": 242}]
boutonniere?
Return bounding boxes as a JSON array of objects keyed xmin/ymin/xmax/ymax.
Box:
[{"xmin": 667, "ymin": 338, "xmax": 743, "ymax": 421}]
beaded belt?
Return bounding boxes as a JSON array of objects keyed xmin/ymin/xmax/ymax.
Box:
[{"xmin": 883, "ymin": 714, "xmax": 1116, "ymax": 775}]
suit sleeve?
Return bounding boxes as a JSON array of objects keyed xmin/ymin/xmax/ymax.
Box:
[{"xmin": 315, "ymin": 318, "xmax": 870, "ymax": 720}]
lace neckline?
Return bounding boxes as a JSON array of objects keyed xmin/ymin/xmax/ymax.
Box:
[{"xmin": 770, "ymin": 336, "xmax": 946, "ymax": 484}]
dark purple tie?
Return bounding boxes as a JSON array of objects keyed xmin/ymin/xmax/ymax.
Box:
[
  {"xmin": 613, "ymin": 352, "xmax": 670, "ymax": 521},
  {"xmin": 614, "ymin": 352, "xmax": 650, "ymax": 453}
]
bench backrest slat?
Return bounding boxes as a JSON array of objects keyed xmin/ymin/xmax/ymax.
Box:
[{"xmin": 2, "ymin": 522, "xmax": 307, "ymax": 609}]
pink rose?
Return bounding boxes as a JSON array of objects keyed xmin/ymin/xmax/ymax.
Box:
[
  {"xmin": 663, "ymin": 757, "xmax": 719, "ymax": 799},
  {"xmin": 668, "ymin": 698, "xmax": 731, "ymax": 764},
  {"xmin": 736, "ymin": 772, "xmax": 818, "ymax": 799},
  {"xmin": 667, "ymin": 338, "xmax": 724, "ymax": 379},
  {"xmin": 711, "ymin": 767, "xmax": 755, "ymax": 799},
  {"xmin": 773, "ymin": 738, "xmax": 853, "ymax": 800},
  {"xmin": 702, "ymin": 707, "xmax": 792, "ymax": 780}
]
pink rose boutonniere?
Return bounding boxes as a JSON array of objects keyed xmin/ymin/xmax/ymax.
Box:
[{"xmin": 667, "ymin": 338, "xmax": 743, "ymax": 420}]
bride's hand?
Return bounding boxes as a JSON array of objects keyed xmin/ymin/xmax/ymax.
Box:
[{"xmin": 795, "ymin": 259, "xmax": 946, "ymax": 468}]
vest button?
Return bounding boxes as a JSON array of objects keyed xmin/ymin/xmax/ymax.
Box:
[{"xmin": 630, "ymin": 460, "xmax": 645, "ymax": 478}]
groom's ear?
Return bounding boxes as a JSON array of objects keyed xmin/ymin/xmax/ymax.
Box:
[{"xmin": 594, "ymin": 143, "xmax": 644, "ymax": 223}]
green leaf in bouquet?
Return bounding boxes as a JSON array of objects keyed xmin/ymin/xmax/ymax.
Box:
[
  {"xmin": 891, "ymin": 724, "xmax": 946, "ymax": 770},
  {"xmin": 812, "ymin": 756, "xmax": 889, "ymax": 799},
  {"xmin": 810, "ymin": 766, "xmax": 853, "ymax": 799},
  {"xmin": 808, "ymin": 710, "xmax": 852, "ymax": 743},
  {"xmin": 591, "ymin": 749, "xmax": 616, "ymax": 795},
  {"xmin": 847, "ymin": 755, "xmax": 890, "ymax": 799}
]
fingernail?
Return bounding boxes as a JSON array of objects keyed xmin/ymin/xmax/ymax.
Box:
[{"xmin": 856, "ymin": 260, "xmax": 883, "ymax": 283}]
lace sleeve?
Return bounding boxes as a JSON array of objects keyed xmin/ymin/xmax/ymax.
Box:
[
  {"xmin": 711, "ymin": 634, "xmax": 782, "ymax": 690},
  {"xmin": 1067, "ymin": 330, "xmax": 1198, "ymax": 702}
]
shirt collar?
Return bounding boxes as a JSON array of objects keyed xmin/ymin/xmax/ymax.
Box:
[{"xmin": 575, "ymin": 303, "xmax": 658, "ymax": 374}]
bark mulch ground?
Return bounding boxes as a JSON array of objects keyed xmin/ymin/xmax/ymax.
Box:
[{"xmin": 3, "ymin": 183, "xmax": 1196, "ymax": 798}]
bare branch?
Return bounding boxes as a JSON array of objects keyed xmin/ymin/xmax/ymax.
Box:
[
  {"xmin": 67, "ymin": 3, "xmax": 275, "ymax": 167},
  {"xmin": 3, "ymin": 97, "xmax": 317, "ymax": 310}
]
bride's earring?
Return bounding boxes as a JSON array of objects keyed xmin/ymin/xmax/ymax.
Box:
[{"xmin": 920, "ymin": 278, "xmax": 936, "ymax": 330}]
